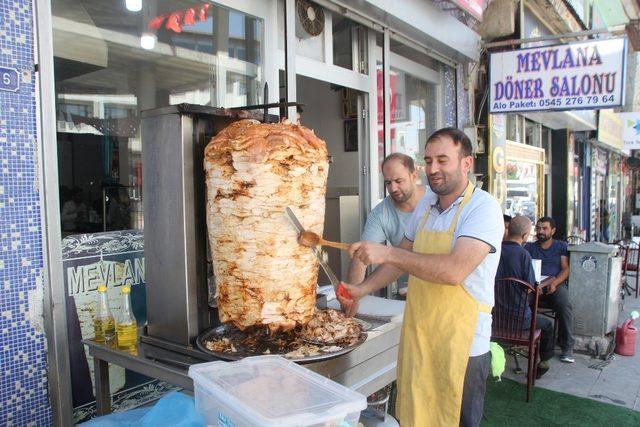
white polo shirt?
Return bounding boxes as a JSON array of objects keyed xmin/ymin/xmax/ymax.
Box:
[{"xmin": 404, "ymin": 186, "xmax": 503, "ymax": 357}]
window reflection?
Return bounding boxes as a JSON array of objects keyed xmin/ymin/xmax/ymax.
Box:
[
  {"xmin": 388, "ymin": 68, "xmax": 437, "ymax": 186},
  {"xmin": 375, "ymin": 37, "xmax": 441, "ymax": 199},
  {"xmin": 505, "ymin": 161, "xmax": 539, "ymax": 224},
  {"xmin": 377, "ymin": 59, "xmax": 384, "ymax": 199},
  {"xmin": 53, "ymin": 0, "xmax": 264, "ymax": 235}
]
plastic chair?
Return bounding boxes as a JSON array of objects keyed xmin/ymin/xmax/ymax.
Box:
[
  {"xmin": 619, "ymin": 242, "xmax": 639, "ymax": 298},
  {"xmin": 492, "ymin": 277, "xmax": 541, "ymax": 402}
]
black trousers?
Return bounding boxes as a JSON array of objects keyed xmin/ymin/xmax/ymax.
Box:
[
  {"xmin": 535, "ymin": 314, "xmax": 555, "ymax": 361},
  {"xmin": 540, "ymin": 283, "xmax": 574, "ymax": 351},
  {"xmin": 460, "ymin": 351, "xmax": 491, "ymax": 427}
]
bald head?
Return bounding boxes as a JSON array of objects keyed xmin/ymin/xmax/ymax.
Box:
[{"xmin": 507, "ymin": 216, "xmax": 532, "ymax": 243}]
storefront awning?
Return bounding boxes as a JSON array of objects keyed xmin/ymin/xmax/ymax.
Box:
[
  {"xmin": 325, "ymin": 0, "xmax": 481, "ymax": 63},
  {"xmin": 588, "ymin": 139, "xmax": 629, "ymax": 157},
  {"xmin": 522, "ymin": 110, "xmax": 597, "ymax": 131}
]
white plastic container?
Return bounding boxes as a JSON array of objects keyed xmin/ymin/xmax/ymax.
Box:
[{"xmin": 188, "ymin": 355, "xmax": 367, "ymax": 427}]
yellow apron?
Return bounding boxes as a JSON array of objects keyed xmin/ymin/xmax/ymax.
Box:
[{"xmin": 396, "ymin": 182, "xmax": 492, "ymax": 426}]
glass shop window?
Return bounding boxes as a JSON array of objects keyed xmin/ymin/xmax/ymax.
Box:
[
  {"xmin": 388, "ymin": 41, "xmax": 440, "ymax": 187},
  {"xmin": 52, "ymin": 0, "xmax": 265, "ymax": 236},
  {"xmin": 374, "ymin": 36, "xmax": 442, "ymax": 199},
  {"xmin": 505, "ymin": 161, "xmax": 539, "ymax": 224},
  {"xmin": 525, "ymin": 119, "xmax": 541, "ymax": 147},
  {"xmin": 506, "ymin": 114, "xmax": 523, "ymax": 143}
]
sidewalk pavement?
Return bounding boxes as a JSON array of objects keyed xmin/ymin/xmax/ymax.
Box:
[{"xmin": 501, "ymin": 284, "xmax": 640, "ymax": 411}]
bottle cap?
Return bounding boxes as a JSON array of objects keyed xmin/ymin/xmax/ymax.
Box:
[
  {"xmin": 97, "ymin": 285, "xmax": 107, "ymax": 293},
  {"xmin": 120, "ymin": 286, "xmax": 131, "ymax": 294}
]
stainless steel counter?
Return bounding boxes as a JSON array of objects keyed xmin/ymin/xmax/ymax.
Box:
[{"xmin": 84, "ymin": 319, "xmax": 402, "ymax": 415}]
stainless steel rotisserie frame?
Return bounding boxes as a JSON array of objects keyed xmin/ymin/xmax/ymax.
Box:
[{"xmin": 141, "ymin": 104, "xmax": 274, "ymax": 350}]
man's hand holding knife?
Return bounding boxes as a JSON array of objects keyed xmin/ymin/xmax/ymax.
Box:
[{"xmin": 338, "ymin": 240, "xmax": 395, "ymax": 317}]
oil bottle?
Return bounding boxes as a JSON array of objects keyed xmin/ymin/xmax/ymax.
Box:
[
  {"xmin": 93, "ymin": 284, "xmax": 116, "ymax": 347},
  {"xmin": 116, "ymin": 285, "xmax": 138, "ymax": 352}
]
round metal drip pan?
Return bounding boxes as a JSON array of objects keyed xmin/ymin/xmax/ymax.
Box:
[{"xmin": 196, "ymin": 324, "xmax": 367, "ymax": 364}]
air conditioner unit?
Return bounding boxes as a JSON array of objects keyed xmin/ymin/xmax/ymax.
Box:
[{"xmin": 295, "ymin": 0, "xmax": 325, "ymax": 39}]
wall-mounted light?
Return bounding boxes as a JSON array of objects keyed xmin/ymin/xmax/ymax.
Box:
[
  {"xmin": 140, "ymin": 32, "xmax": 157, "ymax": 50},
  {"xmin": 126, "ymin": 0, "xmax": 142, "ymax": 12}
]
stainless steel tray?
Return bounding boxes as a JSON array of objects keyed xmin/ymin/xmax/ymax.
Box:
[{"xmin": 196, "ymin": 324, "xmax": 367, "ymax": 364}]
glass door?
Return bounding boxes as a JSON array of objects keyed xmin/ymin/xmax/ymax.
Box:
[
  {"xmin": 505, "ymin": 141, "xmax": 545, "ymax": 238},
  {"xmin": 373, "ymin": 36, "xmax": 443, "ymax": 201}
]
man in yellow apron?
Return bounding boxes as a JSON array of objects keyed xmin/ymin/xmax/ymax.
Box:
[{"xmin": 341, "ymin": 128, "xmax": 504, "ymax": 426}]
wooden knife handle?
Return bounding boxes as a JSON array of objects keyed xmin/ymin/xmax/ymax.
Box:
[{"xmin": 321, "ymin": 239, "xmax": 350, "ymax": 252}]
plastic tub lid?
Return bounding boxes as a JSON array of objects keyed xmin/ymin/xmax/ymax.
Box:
[{"xmin": 188, "ymin": 355, "xmax": 367, "ymax": 426}]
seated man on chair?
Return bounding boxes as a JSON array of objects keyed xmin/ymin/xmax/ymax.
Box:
[
  {"xmin": 525, "ymin": 216, "xmax": 574, "ymax": 363},
  {"xmin": 496, "ymin": 216, "xmax": 555, "ymax": 378}
]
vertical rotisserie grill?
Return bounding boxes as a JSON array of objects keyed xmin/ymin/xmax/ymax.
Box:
[{"xmin": 204, "ymin": 119, "xmax": 329, "ymax": 332}]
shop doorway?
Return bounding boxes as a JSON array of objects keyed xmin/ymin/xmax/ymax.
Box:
[{"xmin": 296, "ymin": 75, "xmax": 365, "ymax": 279}]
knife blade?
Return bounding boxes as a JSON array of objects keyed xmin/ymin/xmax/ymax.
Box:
[{"xmin": 284, "ymin": 207, "xmax": 342, "ymax": 292}]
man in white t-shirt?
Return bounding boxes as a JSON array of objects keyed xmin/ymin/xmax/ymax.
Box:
[
  {"xmin": 347, "ymin": 153, "xmax": 425, "ymax": 291},
  {"xmin": 340, "ymin": 128, "xmax": 503, "ymax": 427}
]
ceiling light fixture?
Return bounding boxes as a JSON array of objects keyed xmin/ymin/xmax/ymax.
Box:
[
  {"xmin": 140, "ymin": 32, "xmax": 157, "ymax": 50},
  {"xmin": 126, "ymin": 0, "xmax": 142, "ymax": 12}
]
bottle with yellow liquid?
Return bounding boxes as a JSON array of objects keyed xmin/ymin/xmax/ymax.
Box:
[
  {"xmin": 116, "ymin": 285, "xmax": 138, "ymax": 353},
  {"xmin": 93, "ymin": 285, "xmax": 116, "ymax": 347}
]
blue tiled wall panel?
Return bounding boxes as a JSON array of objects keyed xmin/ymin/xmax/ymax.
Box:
[
  {"xmin": 456, "ymin": 63, "xmax": 471, "ymax": 128},
  {"xmin": 0, "ymin": 0, "xmax": 53, "ymax": 425},
  {"xmin": 444, "ymin": 64, "xmax": 472, "ymax": 130},
  {"xmin": 444, "ymin": 65, "xmax": 457, "ymax": 127}
]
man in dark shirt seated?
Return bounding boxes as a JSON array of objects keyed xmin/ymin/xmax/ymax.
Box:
[
  {"xmin": 525, "ymin": 216, "xmax": 574, "ymax": 363},
  {"xmin": 496, "ymin": 216, "xmax": 555, "ymax": 377}
]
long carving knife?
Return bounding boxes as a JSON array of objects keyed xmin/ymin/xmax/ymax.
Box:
[{"xmin": 284, "ymin": 207, "xmax": 342, "ymax": 294}]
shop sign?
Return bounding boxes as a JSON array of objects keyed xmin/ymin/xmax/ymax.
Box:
[
  {"xmin": 489, "ymin": 114, "xmax": 507, "ymax": 208},
  {"xmin": 597, "ymin": 109, "xmax": 622, "ymax": 150},
  {"xmin": 61, "ymin": 230, "xmax": 163, "ymax": 420},
  {"xmin": 0, "ymin": 67, "xmax": 19, "ymax": 92},
  {"xmin": 619, "ymin": 112, "xmax": 640, "ymax": 150},
  {"xmin": 489, "ymin": 38, "xmax": 627, "ymax": 114},
  {"xmin": 450, "ymin": 0, "xmax": 483, "ymax": 20}
]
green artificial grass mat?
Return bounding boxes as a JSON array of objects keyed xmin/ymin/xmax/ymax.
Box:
[{"xmin": 482, "ymin": 378, "xmax": 640, "ymax": 426}]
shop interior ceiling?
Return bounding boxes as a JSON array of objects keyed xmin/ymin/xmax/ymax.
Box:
[
  {"xmin": 53, "ymin": 0, "xmax": 222, "ymax": 93},
  {"xmin": 52, "ymin": 0, "xmax": 107, "ymax": 80}
]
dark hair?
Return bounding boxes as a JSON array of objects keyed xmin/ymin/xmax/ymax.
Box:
[
  {"xmin": 537, "ymin": 216, "xmax": 556, "ymax": 229},
  {"xmin": 426, "ymin": 127, "xmax": 473, "ymax": 158},
  {"xmin": 381, "ymin": 152, "xmax": 415, "ymax": 173},
  {"xmin": 503, "ymin": 214, "xmax": 512, "ymax": 223}
]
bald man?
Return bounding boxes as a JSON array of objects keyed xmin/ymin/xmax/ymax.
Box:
[{"xmin": 495, "ymin": 216, "xmax": 554, "ymax": 378}]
